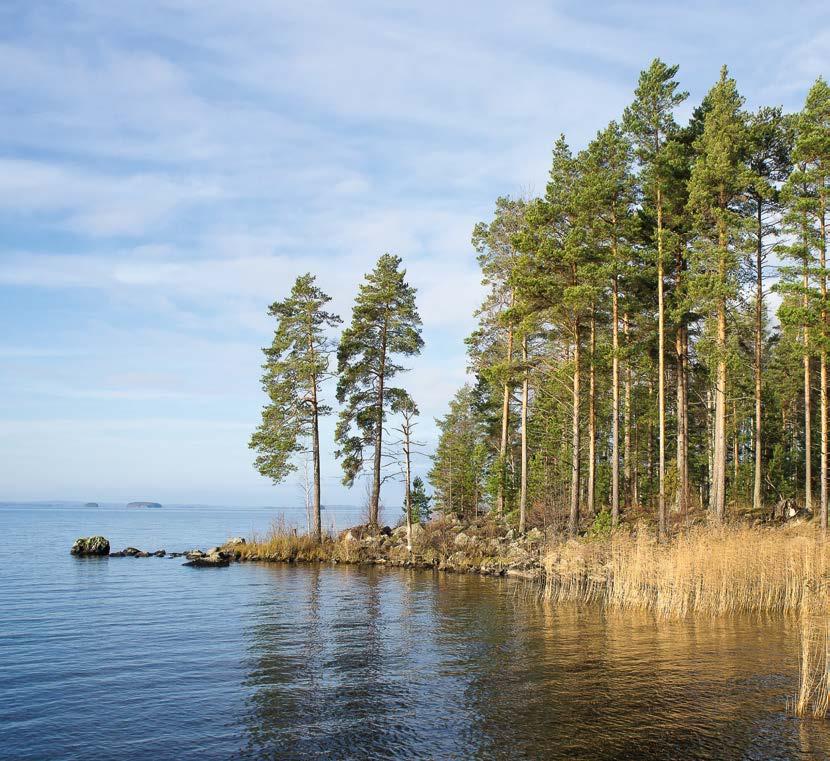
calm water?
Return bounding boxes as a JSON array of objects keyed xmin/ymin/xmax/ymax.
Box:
[{"xmin": 1, "ymin": 503, "xmax": 829, "ymax": 760}]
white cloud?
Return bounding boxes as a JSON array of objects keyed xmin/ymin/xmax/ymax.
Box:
[{"xmin": 1, "ymin": 0, "xmax": 826, "ymax": 503}]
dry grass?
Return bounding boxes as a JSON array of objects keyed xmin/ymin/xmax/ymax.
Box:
[
  {"xmin": 544, "ymin": 522, "xmax": 830, "ymax": 716},
  {"xmin": 794, "ymin": 581, "xmax": 830, "ymax": 718},
  {"xmin": 238, "ymin": 517, "xmax": 338, "ymax": 563}
]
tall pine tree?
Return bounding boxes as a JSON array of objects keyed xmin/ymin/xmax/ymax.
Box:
[
  {"xmin": 249, "ymin": 273, "xmax": 341, "ymax": 542},
  {"xmin": 336, "ymin": 254, "xmax": 423, "ymax": 527}
]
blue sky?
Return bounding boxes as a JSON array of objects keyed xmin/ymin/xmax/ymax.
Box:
[{"xmin": 1, "ymin": 1, "xmax": 827, "ymax": 507}]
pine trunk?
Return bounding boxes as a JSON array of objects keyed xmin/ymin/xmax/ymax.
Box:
[
  {"xmin": 370, "ymin": 319, "xmax": 388, "ymax": 527},
  {"xmin": 733, "ymin": 400, "xmax": 739, "ymax": 487},
  {"xmin": 711, "ymin": 222, "xmax": 728, "ymax": 523},
  {"xmin": 611, "ymin": 277, "xmax": 620, "ymax": 526},
  {"xmin": 753, "ymin": 204, "xmax": 764, "ymax": 514},
  {"xmin": 498, "ymin": 306, "xmax": 515, "ymax": 516},
  {"xmin": 623, "ymin": 312, "xmax": 634, "ymax": 510},
  {"xmin": 569, "ymin": 327, "xmax": 581, "ymax": 536},
  {"xmin": 820, "ymin": 202, "xmax": 827, "ymax": 531},
  {"xmin": 804, "ymin": 257, "xmax": 813, "ymax": 516},
  {"xmin": 311, "ymin": 392, "xmax": 322, "ymax": 543},
  {"xmin": 404, "ymin": 420, "xmax": 413, "ymax": 554},
  {"xmin": 519, "ymin": 337, "xmax": 529, "ymax": 534},
  {"xmin": 657, "ymin": 193, "xmax": 667, "ymax": 540},
  {"xmin": 675, "ymin": 324, "xmax": 688, "ymax": 520},
  {"xmin": 587, "ymin": 315, "xmax": 596, "ymax": 518}
]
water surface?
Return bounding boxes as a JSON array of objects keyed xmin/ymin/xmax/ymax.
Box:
[{"xmin": 1, "ymin": 503, "xmax": 828, "ymax": 759}]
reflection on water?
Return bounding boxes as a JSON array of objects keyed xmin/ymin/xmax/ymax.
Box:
[
  {"xmin": 2, "ymin": 505, "xmax": 827, "ymax": 760},
  {"xmin": 239, "ymin": 566, "xmax": 830, "ymax": 760}
]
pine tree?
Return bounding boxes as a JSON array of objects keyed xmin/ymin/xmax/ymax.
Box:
[
  {"xmin": 579, "ymin": 121, "xmax": 637, "ymax": 526},
  {"xmin": 249, "ymin": 273, "xmax": 341, "ymax": 542},
  {"xmin": 468, "ymin": 197, "xmax": 526, "ymax": 515},
  {"xmin": 793, "ymin": 79, "xmax": 830, "ymax": 530},
  {"xmin": 688, "ymin": 66, "xmax": 752, "ymax": 523},
  {"xmin": 624, "ymin": 58, "xmax": 688, "ymax": 540},
  {"xmin": 744, "ymin": 107, "xmax": 792, "ymax": 514},
  {"xmin": 336, "ymin": 254, "xmax": 423, "ymax": 527},
  {"xmin": 515, "ymin": 136, "xmax": 599, "ymax": 535}
]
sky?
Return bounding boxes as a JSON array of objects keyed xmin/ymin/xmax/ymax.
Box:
[{"xmin": 1, "ymin": 1, "xmax": 828, "ymax": 508}]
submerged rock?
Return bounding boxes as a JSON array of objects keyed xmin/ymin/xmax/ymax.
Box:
[{"xmin": 70, "ymin": 536, "xmax": 110, "ymax": 556}]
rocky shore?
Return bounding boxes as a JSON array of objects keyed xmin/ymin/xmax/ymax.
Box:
[
  {"xmin": 69, "ymin": 518, "xmax": 548, "ymax": 579},
  {"xmin": 240, "ymin": 516, "xmax": 548, "ymax": 579}
]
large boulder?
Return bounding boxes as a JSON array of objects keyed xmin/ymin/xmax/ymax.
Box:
[
  {"xmin": 70, "ymin": 536, "xmax": 110, "ymax": 556},
  {"xmin": 453, "ymin": 532, "xmax": 471, "ymax": 547}
]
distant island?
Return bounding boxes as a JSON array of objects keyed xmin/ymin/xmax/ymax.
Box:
[
  {"xmin": 127, "ymin": 501, "xmax": 162, "ymax": 509},
  {"xmin": 84, "ymin": 502, "xmax": 99, "ymax": 508}
]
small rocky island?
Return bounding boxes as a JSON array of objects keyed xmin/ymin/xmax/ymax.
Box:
[
  {"xmin": 84, "ymin": 502, "xmax": 99, "ymax": 507},
  {"xmin": 127, "ymin": 501, "xmax": 162, "ymax": 509}
]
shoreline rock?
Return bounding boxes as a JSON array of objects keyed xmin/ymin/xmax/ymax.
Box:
[
  {"xmin": 70, "ymin": 536, "xmax": 110, "ymax": 556},
  {"xmin": 70, "ymin": 526, "xmax": 546, "ymax": 579}
]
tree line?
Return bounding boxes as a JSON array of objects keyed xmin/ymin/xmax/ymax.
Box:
[
  {"xmin": 432, "ymin": 60, "xmax": 829, "ymax": 539},
  {"xmin": 251, "ymin": 59, "xmax": 829, "ymax": 543}
]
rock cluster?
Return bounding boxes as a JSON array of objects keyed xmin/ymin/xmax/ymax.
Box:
[
  {"xmin": 70, "ymin": 536, "xmax": 110, "ymax": 556},
  {"xmin": 69, "ymin": 536, "xmax": 248, "ymax": 568},
  {"xmin": 244, "ymin": 517, "xmax": 547, "ymax": 578}
]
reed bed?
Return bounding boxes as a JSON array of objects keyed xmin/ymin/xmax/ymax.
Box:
[
  {"xmin": 794, "ymin": 581, "xmax": 830, "ymax": 718},
  {"xmin": 544, "ymin": 523, "xmax": 830, "ymax": 716}
]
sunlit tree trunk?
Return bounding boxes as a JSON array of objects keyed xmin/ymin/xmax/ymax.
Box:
[
  {"xmin": 675, "ymin": 239, "xmax": 689, "ymax": 521},
  {"xmin": 753, "ymin": 204, "xmax": 764, "ymax": 514},
  {"xmin": 675, "ymin": 323, "xmax": 688, "ymax": 520},
  {"xmin": 733, "ymin": 400, "xmax": 739, "ymax": 489},
  {"xmin": 623, "ymin": 312, "xmax": 634, "ymax": 510},
  {"xmin": 820, "ymin": 202, "xmax": 828, "ymax": 531},
  {"xmin": 498, "ymin": 301, "xmax": 515, "ymax": 516},
  {"xmin": 587, "ymin": 315, "xmax": 596, "ymax": 517},
  {"xmin": 519, "ymin": 336, "xmax": 529, "ymax": 533},
  {"xmin": 657, "ymin": 189, "xmax": 667, "ymax": 539},
  {"xmin": 611, "ymin": 277, "xmax": 621, "ymax": 526},
  {"xmin": 369, "ymin": 322, "xmax": 388, "ymax": 527},
  {"xmin": 804, "ymin": 256, "xmax": 813, "ymax": 516},
  {"xmin": 711, "ymin": 221, "xmax": 728, "ymax": 523},
  {"xmin": 570, "ymin": 326, "xmax": 581, "ymax": 536}
]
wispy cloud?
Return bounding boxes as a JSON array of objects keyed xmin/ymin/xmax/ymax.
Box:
[{"xmin": 0, "ymin": 0, "xmax": 825, "ymax": 504}]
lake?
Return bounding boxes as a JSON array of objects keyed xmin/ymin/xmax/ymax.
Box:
[{"xmin": 1, "ymin": 503, "xmax": 828, "ymax": 759}]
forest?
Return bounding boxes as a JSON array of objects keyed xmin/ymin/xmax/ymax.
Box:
[
  {"xmin": 250, "ymin": 60, "xmax": 830, "ymax": 546},
  {"xmin": 432, "ymin": 61, "xmax": 829, "ymax": 540}
]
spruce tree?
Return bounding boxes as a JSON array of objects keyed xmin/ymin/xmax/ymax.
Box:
[
  {"xmin": 249, "ymin": 273, "xmax": 341, "ymax": 542},
  {"xmin": 410, "ymin": 476, "xmax": 431, "ymax": 523},
  {"xmin": 429, "ymin": 385, "xmax": 488, "ymax": 518},
  {"xmin": 335, "ymin": 254, "xmax": 423, "ymax": 527}
]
